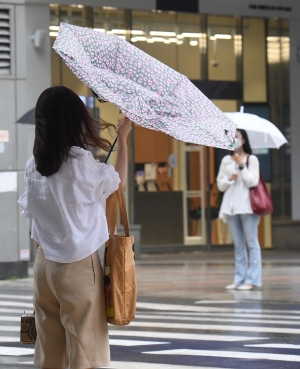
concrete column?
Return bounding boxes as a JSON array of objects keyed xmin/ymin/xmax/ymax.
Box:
[
  {"xmin": 289, "ymin": 19, "xmax": 300, "ymax": 220},
  {"xmin": 0, "ymin": 1, "xmax": 50, "ymax": 276}
]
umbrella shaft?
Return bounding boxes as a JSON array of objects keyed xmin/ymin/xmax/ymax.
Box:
[{"xmin": 104, "ymin": 138, "xmax": 117, "ymax": 163}]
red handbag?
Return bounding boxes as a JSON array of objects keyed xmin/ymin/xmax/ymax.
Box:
[{"xmin": 246, "ymin": 156, "xmax": 273, "ymax": 216}]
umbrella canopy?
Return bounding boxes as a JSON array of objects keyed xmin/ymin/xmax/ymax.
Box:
[
  {"xmin": 17, "ymin": 108, "xmax": 35, "ymax": 124},
  {"xmin": 53, "ymin": 22, "xmax": 236, "ymax": 150},
  {"xmin": 224, "ymin": 112, "xmax": 288, "ymax": 149}
]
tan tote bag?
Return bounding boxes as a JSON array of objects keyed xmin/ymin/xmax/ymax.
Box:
[{"xmin": 104, "ymin": 184, "xmax": 137, "ymax": 325}]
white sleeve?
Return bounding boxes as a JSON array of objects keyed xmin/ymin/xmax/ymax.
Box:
[
  {"xmin": 93, "ymin": 163, "xmax": 120, "ymax": 199},
  {"xmin": 217, "ymin": 158, "xmax": 234, "ymax": 192},
  {"xmin": 241, "ymin": 155, "xmax": 260, "ymax": 188},
  {"xmin": 17, "ymin": 175, "xmax": 33, "ymax": 229}
]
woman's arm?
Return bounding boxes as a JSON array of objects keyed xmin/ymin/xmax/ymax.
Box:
[
  {"xmin": 114, "ymin": 117, "xmax": 132, "ymax": 188},
  {"xmin": 240, "ymin": 155, "xmax": 260, "ymax": 188},
  {"xmin": 217, "ymin": 158, "xmax": 235, "ymax": 192}
]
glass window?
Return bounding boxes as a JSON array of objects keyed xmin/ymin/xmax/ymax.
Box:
[
  {"xmin": 207, "ymin": 15, "xmax": 240, "ymax": 81},
  {"xmin": 243, "ymin": 18, "xmax": 267, "ymax": 102},
  {"xmin": 131, "ymin": 11, "xmax": 204, "ymax": 79},
  {"xmin": 267, "ymin": 18, "xmax": 290, "ymax": 219}
]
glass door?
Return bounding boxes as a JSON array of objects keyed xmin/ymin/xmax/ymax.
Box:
[{"xmin": 182, "ymin": 145, "xmax": 206, "ymax": 245}]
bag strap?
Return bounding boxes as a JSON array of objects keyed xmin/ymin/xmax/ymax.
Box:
[
  {"xmin": 246, "ymin": 154, "xmax": 250, "ymax": 167},
  {"xmin": 106, "ymin": 184, "xmax": 130, "ymax": 237},
  {"xmin": 116, "ymin": 185, "xmax": 130, "ymax": 237}
]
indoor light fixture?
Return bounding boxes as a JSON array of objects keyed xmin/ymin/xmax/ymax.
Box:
[
  {"xmin": 93, "ymin": 28, "xmax": 105, "ymax": 32},
  {"xmin": 131, "ymin": 30, "xmax": 144, "ymax": 35},
  {"xmin": 49, "ymin": 31, "xmax": 58, "ymax": 38},
  {"xmin": 152, "ymin": 37, "xmax": 164, "ymax": 42},
  {"xmin": 214, "ymin": 34, "xmax": 232, "ymax": 39},
  {"xmin": 182, "ymin": 32, "xmax": 202, "ymax": 37},
  {"xmin": 150, "ymin": 31, "xmax": 176, "ymax": 37},
  {"xmin": 111, "ymin": 29, "xmax": 127, "ymax": 34},
  {"xmin": 49, "ymin": 26, "xmax": 59, "ymax": 31},
  {"xmin": 190, "ymin": 40, "xmax": 198, "ymax": 46},
  {"xmin": 131, "ymin": 36, "xmax": 147, "ymax": 42}
]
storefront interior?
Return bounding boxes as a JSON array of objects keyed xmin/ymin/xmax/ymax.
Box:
[{"xmin": 49, "ymin": 5, "xmax": 290, "ymax": 248}]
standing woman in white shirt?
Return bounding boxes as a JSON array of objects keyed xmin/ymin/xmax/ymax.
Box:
[
  {"xmin": 18, "ymin": 86, "xmax": 132, "ymax": 369},
  {"xmin": 217, "ymin": 129, "xmax": 261, "ymax": 291}
]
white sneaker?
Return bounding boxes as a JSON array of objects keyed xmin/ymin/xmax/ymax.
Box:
[
  {"xmin": 237, "ymin": 284, "xmax": 253, "ymax": 291},
  {"xmin": 225, "ymin": 283, "xmax": 238, "ymax": 290}
]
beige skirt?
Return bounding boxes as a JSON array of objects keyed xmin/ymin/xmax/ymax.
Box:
[{"xmin": 33, "ymin": 248, "xmax": 110, "ymax": 369}]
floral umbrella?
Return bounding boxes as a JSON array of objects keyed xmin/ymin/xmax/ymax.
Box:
[{"xmin": 53, "ymin": 22, "xmax": 236, "ymax": 150}]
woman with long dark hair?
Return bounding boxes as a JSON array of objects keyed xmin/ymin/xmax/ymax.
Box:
[
  {"xmin": 217, "ymin": 129, "xmax": 261, "ymax": 291},
  {"xmin": 18, "ymin": 86, "xmax": 132, "ymax": 368}
]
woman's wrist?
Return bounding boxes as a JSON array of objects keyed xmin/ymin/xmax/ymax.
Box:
[{"xmin": 117, "ymin": 137, "xmax": 127, "ymax": 147}]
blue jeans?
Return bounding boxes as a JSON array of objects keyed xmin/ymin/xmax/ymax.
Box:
[{"xmin": 227, "ymin": 214, "xmax": 262, "ymax": 286}]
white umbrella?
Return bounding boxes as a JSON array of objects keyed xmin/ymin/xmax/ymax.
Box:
[{"xmin": 224, "ymin": 111, "xmax": 288, "ymax": 149}]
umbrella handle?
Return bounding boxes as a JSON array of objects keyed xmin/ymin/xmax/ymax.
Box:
[{"xmin": 104, "ymin": 137, "xmax": 117, "ymax": 163}]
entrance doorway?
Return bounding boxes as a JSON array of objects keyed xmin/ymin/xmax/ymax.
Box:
[{"xmin": 182, "ymin": 145, "xmax": 206, "ymax": 245}]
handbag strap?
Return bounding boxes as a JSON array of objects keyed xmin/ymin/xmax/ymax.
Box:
[
  {"xmin": 246, "ymin": 154, "xmax": 250, "ymax": 167},
  {"xmin": 116, "ymin": 185, "xmax": 130, "ymax": 237},
  {"xmin": 106, "ymin": 184, "xmax": 130, "ymax": 237}
]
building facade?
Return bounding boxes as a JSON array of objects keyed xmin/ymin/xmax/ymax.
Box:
[{"xmin": 0, "ymin": 0, "xmax": 299, "ymax": 275}]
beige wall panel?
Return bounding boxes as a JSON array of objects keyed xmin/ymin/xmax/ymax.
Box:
[
  {"xmin": 172, "ymin": 139, "xmax": 184, "ymax": 191},
  {"xmin": 243, "ymin": 18, "xmax": 267, "ymax": 102},
  {"xmin": 61, "ymin": 61, "xmax": 89, "ymax": 96},
  {"xmin": 51, "ymin": 45, "xmax": 61, "ymax": 86},
  {"xmin": 208, "ymin": 39, "xmax": 236, "ymax": 80},
  {"xmin": 211, "ymin": 99, "xmax": 237, "ymax": 112},
  {"xmin": 134, "ymin": 42, "xmax": 177, "ymax": 70},
  {"xmin": 177, "ymin": 42, "xmax": 201, "ymax": 79}
]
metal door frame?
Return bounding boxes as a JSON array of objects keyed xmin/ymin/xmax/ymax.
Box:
[{"xmin": 182, "ymin": 145, "xmax": 206, "ymax": 245}]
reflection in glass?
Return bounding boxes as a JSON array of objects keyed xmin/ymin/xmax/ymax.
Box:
[
  {"xmin": 131, "ymin": 11, "xmax": 204, "ymax": 79},
  {"xmin": 187, "ymin": 197, "xmax": 202, "ymax": 237},
  {"xmin": 267, "ymin": 19, "xmax": 291, "ymax": 218},
  {"xmin": 208, "ymin": 15, "xmax": 240, "ymax": 81},
  {"xmin": 185, "ymin": 151, "xmax": 201, "ymax": 191}
]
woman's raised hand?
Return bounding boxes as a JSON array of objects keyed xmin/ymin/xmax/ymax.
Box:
[{"xmin": 117, "ymin": 117, "xmax": 132, "ymax": 141}]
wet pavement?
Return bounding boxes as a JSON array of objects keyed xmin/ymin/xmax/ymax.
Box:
[{"xmin": 0, "ymin": 249, "xmax": 299, "ymax": 368}]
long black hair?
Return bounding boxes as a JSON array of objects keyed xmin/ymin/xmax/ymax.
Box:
[
  {"xmin": 33, "ymin": 86, "xmax": 115, "ymax": 177},
  {"xmin": 231, "ymin": 129, "xmax": 252, "ymax": 155}
]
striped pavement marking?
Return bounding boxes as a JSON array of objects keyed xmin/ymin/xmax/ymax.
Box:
[
  {"xmin": 0, "ymin": 295, "xmax": 299, "ymax": 368},
  {"xmin": 108, "ymin": 330, "xmax": 268, "ymax": 342},
  {"xmin": 144, "ymin": 349, "xmax": 300, "ymax": 362},
  {"xmin": 126, "ymin": 321, "xmax": 300, "ymax": 335},
  {"xmin": 245, "ymin": 343, "xmax": 300, "ymax": 349},
  {"xmin": 137, "ymin": 301, "xmax": 300, "ymax": 314},
  {"xmin": 109, "ymin": 339, "xmax": 169, "ymax": 346},
  {"xmin": 0, "ymin": 347, "xmax": 34, "ymax": 356},
  {"xmin": 135, "ymin": 314, "xmax": 300, "ymax": 326},
  {"xmin": 0, "ymin": 301, "xmax": 33, "ymax": 308},
  {"xmin": 145, "ymin": 311, "xmax": 300, "ymax": 320},
  {"xmin": 0, "ymin": 295, "xmax": 33, "ymax": 301},
  {"xmin": 0, "ymin": 337, "xmax": 19, "ymax": 342},
  {"xmin": 19, "ymin": 362, "xmax": 230, "ymax": 369}
]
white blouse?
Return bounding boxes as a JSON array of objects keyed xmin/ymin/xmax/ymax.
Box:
[
  {"xmin": 217, "ymin": 154, "xmax": 260, "ymax": 222},
  {"xmin": 17, "ymin": 147, "xmax": 120, "ymax": 263}
]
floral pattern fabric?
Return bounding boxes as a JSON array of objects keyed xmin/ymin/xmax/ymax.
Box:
[{"xmin": 53, "ymin": 22, "xmax": 236, "ymax": 149}]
